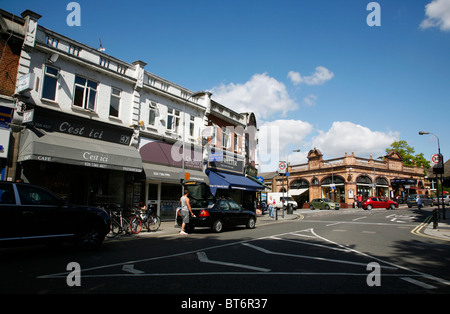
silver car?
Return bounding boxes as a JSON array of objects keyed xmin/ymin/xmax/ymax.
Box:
[{"xmin": 407, "ymin": 194, "xmax": 433, "ymax": 208}]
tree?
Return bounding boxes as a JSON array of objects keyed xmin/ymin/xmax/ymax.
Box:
[{"xmin": 385, "ymin": 140, "xmax": 431, "ymax": 168}]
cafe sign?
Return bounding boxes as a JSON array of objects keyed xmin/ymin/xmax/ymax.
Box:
[{"xmin": 30, "ymin": 107, "xmax": 133, "ymax": 145}]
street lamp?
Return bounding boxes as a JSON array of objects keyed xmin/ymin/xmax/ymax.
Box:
[{"xmin": 419, "ymin": 131, "xmax": 444, "ymax": 224}]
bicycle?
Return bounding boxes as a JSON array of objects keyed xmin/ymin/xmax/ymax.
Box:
[
  {"xmin": 129, "ymin": 204, "xmax": 161, "ymax": 233},
  {"xmin": 105, "ymin": 204, "xmax": 132, "ymax": 238}
]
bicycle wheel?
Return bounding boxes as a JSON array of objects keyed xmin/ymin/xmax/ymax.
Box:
[
  {"xmin": 130, "ymin": 216, "xmax": 142, "ymax": 234},
  {"xmin": 107, "ymin": 220, "xmax": 121, "ymax": 238},
  {"xmin": 148, "ymin": 215, "xmax": 161, "ymax": 231},
  {"xmin": 122, "ymin": 218, "xmax": 132, "ymax": 234}
]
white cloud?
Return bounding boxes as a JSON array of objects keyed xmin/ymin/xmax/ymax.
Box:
[
  {"xmin": 258, "ymin": 119, "xmax": 313, "ymax": 172},
  {"xmin": 302, "ymin": 94, "xmax": 317, "ymax": 107},
  {"xmin": 209, "ymin": 73, "xmax": 298, "ymax": 120},
  {"xmin": 311, "ymin": 121, "xmax": 399, "ymax": 158},
  {"xmin": 420, "ymin": 0, "xmax": 450, "ymax": 31},
  {"xmin": 288, "ymin": 66, "xmax": 334, "ymax": 86}
]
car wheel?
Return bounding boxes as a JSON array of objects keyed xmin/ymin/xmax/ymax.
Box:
[
  {"xmin": 309, "ymin": 205, "xmax": 315, "ymax": 210},
  {"xmin": 366, "ymin": 205, "xmax": 373, "ymax": 210},
  {"xmin": 390, "ymin": 204, "xmax": 396, "ymax": 210},
  {"xmin": 246, "ymin": 217, "xmax": 256, "ymax": 229},
  {"xmin": 325, "ymin": 205, "xmax": 330, "ymax": 210},
  {"xmin": 212, "ymin": 219, "xmax": 224, "ymax": 233},
  {"xmin": 76, "ymin": 224, "xmax": 105, "ymax": 250}
]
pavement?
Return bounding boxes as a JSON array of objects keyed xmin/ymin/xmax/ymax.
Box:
[{"xmin": 120, "ymin": 206, "xmax": 450, "ymax": 242}]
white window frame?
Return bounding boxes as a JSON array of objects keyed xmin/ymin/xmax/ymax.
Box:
[
  {"xmin": 166, "ymin": 108, "xmax": 180, "ymax": 133},
  {"xmin": 41, "ymin": 65, "xmax": 59, "ymax": 101},
  {"xmin": 73, "ymin": 75, "xmax": 98, "ymax": 111},
  {"xmin": 109, "ymin": 87, "xmax": 121, "ymax": 117}
]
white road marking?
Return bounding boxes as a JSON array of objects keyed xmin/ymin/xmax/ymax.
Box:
[
  {"xmin": 122, "ymin": 264, "xmax": 145, "ymax": 274},
  {"xmin": 401, "ymin": 277, "xmax": 437, "ymax": 289},
  {"xmin": 197, "ymin": 251, "xmax": 270, "ymax": 272}
]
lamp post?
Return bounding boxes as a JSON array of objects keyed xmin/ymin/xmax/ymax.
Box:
[{"xmin": 419, "ymin": 131, "xmax": 445, "ymax": 224}]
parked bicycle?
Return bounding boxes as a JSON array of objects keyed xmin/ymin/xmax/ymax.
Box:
[
  {"xmin": 129, "ymin": 203, "xmax": 161, "ymax": 233},
  {"xmin": 104, "ymin": 204, "xmax": 132, "ymax": 238}
]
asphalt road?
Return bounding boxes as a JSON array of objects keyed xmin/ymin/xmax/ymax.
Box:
[{"xmin": 2, "ymin": 207, "xmax": 450, "ymax": 300}]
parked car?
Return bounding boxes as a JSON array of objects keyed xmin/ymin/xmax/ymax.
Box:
[
  {"xmin": 363, "ymin": 197, "xmax": 398, "ymax": 210},
  {"xmin": 433, "ymin": 195, "xmax": 450, "ymax": 206},
  {"xmin": 177, "ymin": 199, "xmax": 256, "ymax": 233},
  {"xmin": 0, "ymin": 181, "xmax": 110, "ymax": 249},
  {"xmin": 407, "ymin": 194, "xmax": 433, "ymax": 208},
  {"xmin": 309, "ymin": 198, "xmax": 340, "ymax": 210}
]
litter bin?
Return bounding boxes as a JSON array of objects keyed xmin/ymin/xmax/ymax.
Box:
[{"xmin": 287, "ymin": 204, "xmax": 293, "ymax": 215}]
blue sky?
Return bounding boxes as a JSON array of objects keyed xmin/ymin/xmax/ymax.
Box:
[{"xmin": 2, "ymin": 0, "xmax": 449, "ymax": 171}]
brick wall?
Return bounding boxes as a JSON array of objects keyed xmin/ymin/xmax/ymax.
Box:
[{"xmin": 0, "ymin": 35, "xmax": 22, "ymax": 96}]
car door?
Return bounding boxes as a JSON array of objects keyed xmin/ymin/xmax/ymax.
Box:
[
  {"xmin": 372, "ymin": 198, "xmax": 383, "ymax": 208},
  {"xmin": 216, "ymin": 200, "xmax": 233, "ymax": 226},
  {"xmin": 228, "ymin": 200, "xmax": 247, "ymax": 226},
  {"xmin": 378, "ymin": 197, "xmax": 388, "ymax": 208},
  {"xmin": 16, "ymin": 184, "xmax": 69, "ymax": 239},
  {"xmin": 0, "ymin": 183, "xmax": 20, "ymax": 241}
]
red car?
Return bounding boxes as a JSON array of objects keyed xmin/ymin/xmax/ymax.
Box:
[{"xmin": 363, "ymin": 197, "xmax": 398, "ymax": 210}]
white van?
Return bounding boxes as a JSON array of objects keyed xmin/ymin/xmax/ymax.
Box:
[{"xmin": 267, "ymin": 192, "xmax": 298, "ymax": 209}]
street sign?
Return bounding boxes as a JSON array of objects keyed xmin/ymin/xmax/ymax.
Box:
[
  {"xmin": 431, "ymin": 154, "xmax": 441, "ymax": 164},
  {"xmin": 278, "ymin": 161, "xmax": 287, "ymax": 174}
]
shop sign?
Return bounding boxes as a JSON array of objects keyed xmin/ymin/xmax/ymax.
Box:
[
  {"xmin": 30, "ymin": 107, "xmax": 133, "ymax": 145},
  {"xmin": 207, "ymin": 148, "xmax": 244, "ymax": 174}
]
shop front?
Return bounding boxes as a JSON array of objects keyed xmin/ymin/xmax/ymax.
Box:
[
  {"xmin": 17, "ymin": 107, "xmax": 143, "ymax": 208},
  {"xmin": 139, "ymin": 137, "xmax": 207, "ymax": 220},
  {"xmin": 207, "ymin": 148, "xmax": 264, "ymax": 211}
]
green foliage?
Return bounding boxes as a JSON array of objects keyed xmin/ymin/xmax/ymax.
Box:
[{"xmin": 385, "ymin": 140, "xmax": 431, "ymax": 168}]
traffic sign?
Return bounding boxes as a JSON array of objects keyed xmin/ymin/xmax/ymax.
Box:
[
  {"xmin": 278, "ymin": 161, "xmax": 287, "ymax": 174},
  {"xmin": 431, "ymin": 154, "xmax": 441, "ymax": 164}
]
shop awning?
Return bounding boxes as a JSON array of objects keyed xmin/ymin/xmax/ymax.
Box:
[
  {"xmin": 289, "ymin": 188, "xmax": 308, "ymax": 196},
  {"xmin": 143, "ymin": 163, "xmax": 208, "ymax": 184},
  {"xmin": 208, "ymin": 171, "xmax": 265, "ymax": 196},
  {"xmin": 18, "ymin": 129, "xmax": 142, "ymax": 172}
]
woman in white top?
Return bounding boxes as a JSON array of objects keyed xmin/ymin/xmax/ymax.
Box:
[{"xmin": 179, "ymin": 190, "xmax": 195, "ymax": 235}]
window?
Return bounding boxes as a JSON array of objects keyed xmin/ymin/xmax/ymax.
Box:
[
  {"xmin": 42, "ymin": 66, "xmax": 59, "ymax": 101},
  {"xmin": 228, "ymin": 201, "xmax": 241, "ymax": 211},
  {"xmin": 73, "ymin": 75, "xmax": 98, "ymax": 111},
  {"xmin": 189, "ymin": 116, "xmax": 195, "ymax": 137},
  {"xmin": 167, "ymin": 108, "xmax": 180, "ymax": 132},
  {"xmin": 222, "ymin": 127, "xmax": 231, "ymax": 149},
  {"xmin": 0, "ymin": 183, "xmax": 16, "ymax": 205},
  {"xmin": 17, "ymin": 185, "xmax": 61, "ymax": 206},
  {"xmin": 217, "ymin": 200, "xmax": 230, "ymax": 211},
  {"xmin": 109, "ymin": 87, "xmax": 121, "ymax": 117},
  {"xmin": 149, "ymin": 102, "xmax": 157, "ymax": 126}
]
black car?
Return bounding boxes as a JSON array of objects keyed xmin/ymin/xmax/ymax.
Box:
[
  {"xmin": 177, "ymin": 199, "xmax": 257, "ymax": 233},
  {"xmin": 0, "ymin": 181, "xmax": 110, "ymax": 249}
]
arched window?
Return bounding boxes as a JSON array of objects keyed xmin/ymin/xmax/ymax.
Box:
[
  {"xmin": 357, "ymin": 175, "xmax": 372, "ymax": 184},
  {"xmin": 375, "ymin": 177, "xmax": 389, "ymax": 186},
  {"xmin": 290, "ymin": 179, "xmax": 309, "ymax": 189},
  {"xmin": 322, "ymin": 176, "xmax": 345, "ymax": 185}
]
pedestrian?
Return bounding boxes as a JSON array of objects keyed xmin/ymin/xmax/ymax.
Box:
[
  {"xmin": 179, "ymin": 190, "xmax": 195, "ymax": 235},
  {"xmin": 417, "ymin": 195, "xmax": 423, "ymax": 212}
]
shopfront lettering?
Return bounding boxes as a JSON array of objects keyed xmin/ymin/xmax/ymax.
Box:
[
  {"xmin": 59, "ymin": 122, "xmax": 103, "ymax": 139},
  {"xmin": 83, "ymin": 152, "xmax": 109, "ymax": 163}
]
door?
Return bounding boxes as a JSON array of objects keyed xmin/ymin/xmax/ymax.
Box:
[
  {"xmin": 16, "ymin": 184, "xmax": 70, "ymax": 239},
  {"xmin": 0, "ymin": 183, "xmax": 19, "ymax": 241},
  {"xmin": 228, "ymin": 200, "xmax": 247, "ymax": 225}
]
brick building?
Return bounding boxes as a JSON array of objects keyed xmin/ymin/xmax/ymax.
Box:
[{"xmin": 263, "ymin": 148, "xmax": 427, "ymax": 208}]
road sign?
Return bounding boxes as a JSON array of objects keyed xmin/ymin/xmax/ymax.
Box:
[
  {"xmin": 431, "ymin": 154, "xmax": 441, "ymax": 164},
  {"xmin": 278, "ymin": 161, "xmax": 287, "ymax": 174}
]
